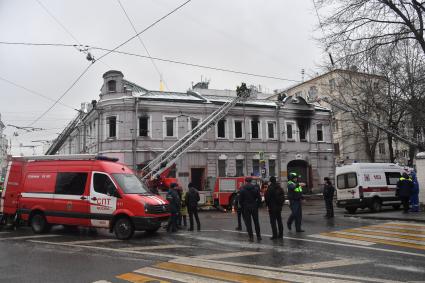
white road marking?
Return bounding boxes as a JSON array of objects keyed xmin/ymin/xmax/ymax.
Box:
[
  {"xmin": 0, "ymin": 234, "xmax": 60, "ymax": 241},
  {"xmin": 353, "ymin": 228, "xmax": 425, "ymax": 237},
  {"xmin": 62, "ymin": 239, "xmax": 120, "ymax": 245},
  {"xmin": 283, "ymin": 258, "xmax": 371, "ymax": 270},
  {"xmin": 334, "ymin": 231, "xmax": 425, "ymax": 245},
  {"xmin": 200, "ymin": 258, "xmax": 403, "ymax": 283},
  {"xmin": 194, "ymin": 251, "xmax": 264, "ymax": 260},
  {"xmin": 29, "ymin": 240, "xmax": 180, "ymax": 258},
  {"xmin": 219, "ymin": 229, "xmax": 425, "ymax": 258},
  {"xmin": 171, "ymin": 257, "xmax": 358, "ymax": 283},
  {"xmin": 122, "ymin": 244, "xmax": 189, "ymax": 251},
  {"xmin": 135, "ymin": 267, "xmax": 228, "ymax": 283},
  {"xmin": 309, "ymin": 234, "xmax": 375, "ymax": 246},
  {"xmin": 374, "ymin": 263, "xmax": 425, "ymax": 273},
  {"xmin": 91, "ymin": 281, "xmax": 112, "ymax": 283}
]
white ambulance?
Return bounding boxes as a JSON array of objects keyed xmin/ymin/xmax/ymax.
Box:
[{"xmin": 336, "ymin": 163, "xmax": 404, "ymax": 214}]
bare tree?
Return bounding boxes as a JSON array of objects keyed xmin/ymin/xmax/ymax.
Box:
[{"xmin": 318, "ymin": 0, "xmax": 425, "ymax": 61}]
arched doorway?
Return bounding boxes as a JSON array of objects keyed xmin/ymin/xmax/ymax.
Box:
[{"xmin": 287, "ymin": 160, "xmax": 311, "ymax": 193}]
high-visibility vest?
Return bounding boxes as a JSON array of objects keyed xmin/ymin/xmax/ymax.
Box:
[
  {"xmin": 399, "ymin": 177, "xmax": 412, "ymax": 182},
  {"xmin": 288, "ymin": 181, "xmax": 303, "ymax": 193}
]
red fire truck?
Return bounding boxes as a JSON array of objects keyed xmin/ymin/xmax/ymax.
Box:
[
  {"xmin": 213, "ymin": 176, "xmax": 265, "ymax": 210},
  {"xmin": 0, "ymin": 155, "xmax": 170, "ymax": 240}
]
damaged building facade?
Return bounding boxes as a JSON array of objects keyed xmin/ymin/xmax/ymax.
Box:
[{"xmin": 46, "ymin": 70, "xmax": 334, "ymax": 192}]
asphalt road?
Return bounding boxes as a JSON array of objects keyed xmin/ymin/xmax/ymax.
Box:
[{"xmin": 1, "ymin": 200, "xmax": 424, "ymax": 283}]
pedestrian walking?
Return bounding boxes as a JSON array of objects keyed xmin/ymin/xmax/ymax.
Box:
[
  {"xmin": 185, "ymin": 182, "xmax": 201, "ymax": 231},
  {"xmin": 323, "ymin": 177, "xmax": 335, "ymax": 218},
  {"xmin": 397, "ymin": 173, "xmax": 414, "ymax": 213},
  {"xmin": 233, "ymin": 189, "xmax": 243, "ymax": 231},
  {"xmin": 239, "ymin": 177, "xmax": 262, "ymax": 242},
  {"xmin": 166, "ymin": 183, "xmax": 180, "ymax": 232},
  {"xmin": 265, "ymin": 176, "xmax": 285, "ymax": 240},
  {"xmin": 410, "ymin": 171, "xmax": 420, "ymax": 212},
  {"xmin": 287, "ymin": 172, "xmax": 304, "ymax": 232}
]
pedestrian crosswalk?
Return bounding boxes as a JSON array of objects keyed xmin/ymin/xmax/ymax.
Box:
[{"xmin": 312, "ymin": 222, "xmax": 425, "ymax": 251}]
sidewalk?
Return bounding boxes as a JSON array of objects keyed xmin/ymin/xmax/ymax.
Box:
[{"xmin": 344, "ymin": 209, "xmax": 425, "ymax": 223}]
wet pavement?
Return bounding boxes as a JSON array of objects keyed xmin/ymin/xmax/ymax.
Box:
[{"xmin": 1, "ymin": 200, "xmax": 425, "ymax": 282}]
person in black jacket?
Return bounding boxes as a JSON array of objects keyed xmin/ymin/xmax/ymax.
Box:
[
  {"xmin": 233, "ymin": 189, "xmax": 243, "ymax": 231},
  {"xmin": 239, "ymin": 177, "xmax": 262, "ymax": 242},
  {"xmin": 185, "ymin": 182, "xmax": 201, "ymax": 231},
  {"xmin": 397, "ymin": 173, "xmax": 414, "ymax": 213},
  {"xmin": 287, "ymin": 173, "xmax": 304, "ymax": 232},
  {"xmin": 323, "ymin": 177, "xmax": 335, "ymax": 218},
  {"xmin": 166, "ymin": 183, "xmax": 181, "ymax": 232},
  {"xmin": 265, "ymin": 176, "xmax": 285, "ymax": 239}
]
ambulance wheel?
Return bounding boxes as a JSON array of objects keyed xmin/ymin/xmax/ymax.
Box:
[
  {"xmin": 30, "ymin": 212, "xmax": 50, "ymax": 234},
  {"xmin": 114, "ymin": 217, "xmax": 134, "ymax": 240},
  {"xmin": 370, "ymin": 198, "xmax": 382, "ymax": 212},
  {"xmin": 346, "ymin": 207, "xmax": 357, "ymax": 214}
]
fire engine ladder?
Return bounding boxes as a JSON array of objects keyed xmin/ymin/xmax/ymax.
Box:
[
  {"xmin": 141, "ymin": 91, "xmax": 251, "ymax": 180},
  {"xmin": 319, "ymin": 96, "xmax": 423, "ymax": 149}
]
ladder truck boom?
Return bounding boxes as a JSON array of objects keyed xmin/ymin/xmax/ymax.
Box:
[
  {"xmin": 319, "ymin": 96, "xmax": 423, "ymax": 149},
  {"xmin": 141, "ymin": 84, "xmax": 251, "ymax": 180}
]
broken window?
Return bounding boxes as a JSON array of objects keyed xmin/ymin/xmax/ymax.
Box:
[
  {"xmin": 317, "ymin": 124, "xmax": 323, "ymax": 142},
  {"xmin": 107, "ymin": 116, "xmax": 117, "ymax": 138},
  {"xmin": 267, "ymin": 121, "xmax": 276, "ymax": 139},
  {"xmin": 236, "ymin": 160, "xmax": 244, "ymax": 177},
  {"xmin": 251, "ymin": 120, "xmax": 260, "ymax": 139},
  {"xmin": 191, "ymin": 118, "xmax": 199, "ymax": 130},
  {"xmin": 165, "ymin": 118, "xmax": 175, "ymax": 137},
  {"xmin": 218, "ymin": 160, "xmax": 226, "ymax": 177},
  {"xmin": 217, "ymin": 119, "xmax": 226, "ymax": 138},
  {"xmin": 286, "ymin": 123, "xmax": 293, "ymax": 140},
  {"xmin": 139, "ymin": 116, "xmax": 149, "ymax": 137},
  {"xmin": 108, "ymin": 80, "xmax": 116, "ymax": 92},
  {"xmin": 299, "ymin": 123, "xmax": 307, "ymax": 141},
  {"xmin": 234, "ymin": 120, "xmax": 243, "ymax": 139}
]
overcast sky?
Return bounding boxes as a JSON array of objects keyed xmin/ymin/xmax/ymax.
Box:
[{"xmin": 0, "ymin": 0, "xmax": 328, "ymax": 155}]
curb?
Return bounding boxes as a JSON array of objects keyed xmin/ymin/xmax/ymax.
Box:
[{"xmin": 344, "ymin": 214, "xmax": 425, "ymax": 223}]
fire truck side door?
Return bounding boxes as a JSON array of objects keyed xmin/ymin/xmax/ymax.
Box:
[{"xmin": 90, "ymin": 172, "xmax": 117, "ymax": 228}]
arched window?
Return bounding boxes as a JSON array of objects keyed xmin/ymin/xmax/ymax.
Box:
[{"xmin": 108, "ymin": 80, "xmax": 116, "ymax": 92}]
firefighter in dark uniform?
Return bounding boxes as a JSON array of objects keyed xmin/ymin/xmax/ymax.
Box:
[
  {"xmin": 166, "ymin": 183, "xmax": 180, "ymax": 232},
  {"xmin": 287, "ymin": 172, "xmax": 304, "ymax": 232},
  {"xmin": 239, "ymin": 177, "xmax": 262, "ymax": 242},
  {"xmin": 397, "ymin": 173, "xmax": 414, "ymax": 213},
  {"xmin": 233, "ymin": 189, "xmax": 243, "ymax": 231},
  {"xmin": 265, "ymin": 176, "xmax": 285, "ymax": 239},
  {"xmin": 185, "ymin": 182, "xmax": 201, "ymax": 231},
  {"xmin": 323, "ymin": 177, "xmax": 335, "ymax": 218}
]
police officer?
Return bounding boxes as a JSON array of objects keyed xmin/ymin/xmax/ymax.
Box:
[
  {"xmin": 287, "ymin": 173, "xmax": 304, "ymax": 232},
  {"xmin": 185, "ymin": 182, "xmax": 201, "ymax": 231},
  {"xmin": 323, "ymin": 177, "xmax": 335, "ymax": 218},
  {"xmin": 397, "ymin": 173, "xmax": 414, "ymax": 213},
  {"xmin": 233, "ymin": 189, "xmax": 243, "ymax": 231},
  {"xmin": 265, "ymin": 176, "xmax": 285, "ymax": 239},
  {"xmin": 166, "ymin": 183, "xmax": 180, "ymax": 232},
  {"xmin": 239, "ymin": 177, "xmax": 262, "ymax": 242}
]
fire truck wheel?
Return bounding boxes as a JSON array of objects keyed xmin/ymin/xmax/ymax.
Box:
[
  {"xmin": 114, "ymin": 217, "xmax": 134, "ymax": 240},
  {"xmin": 228, "ymin": 195, "xmax": 236, "ymax": 211},
  {"xmin": 30, "ymin": 212, "xmax": 50, "ymax": 234}
]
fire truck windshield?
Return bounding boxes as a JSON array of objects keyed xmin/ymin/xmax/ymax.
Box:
[{"xmin": 112, "ymin": 173, "xmax": 150, "ymax": 194}]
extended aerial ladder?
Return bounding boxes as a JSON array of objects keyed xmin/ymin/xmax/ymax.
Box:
[
  {"xmin": 319, "ymin": 96, "xmax": 424, "ymax": 150},
  {"xmin": 141, "ymin": 84, "xmax": 251, "ymax": 181}
]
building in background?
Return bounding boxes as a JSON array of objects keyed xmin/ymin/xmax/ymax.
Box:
[
  {"xmin": 46, "ymin": 70, "xmax": 334, "ymax": 193},
  {"xmin": 269, "ymin": 69, "xmax": 411, "ymax": 165},
  {"xmin": 0, "ymin": 114, "xmax": 9, "ymax": 178}
]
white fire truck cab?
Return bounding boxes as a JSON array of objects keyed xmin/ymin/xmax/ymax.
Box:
[{"xmin": 336, "ymin": 163, "xmax": 404, "ymax": 214}]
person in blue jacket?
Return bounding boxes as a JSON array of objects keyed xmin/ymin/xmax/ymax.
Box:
[{"xmin": 410, "ymin": 171, "xmax": 420, "ymax": 212}]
